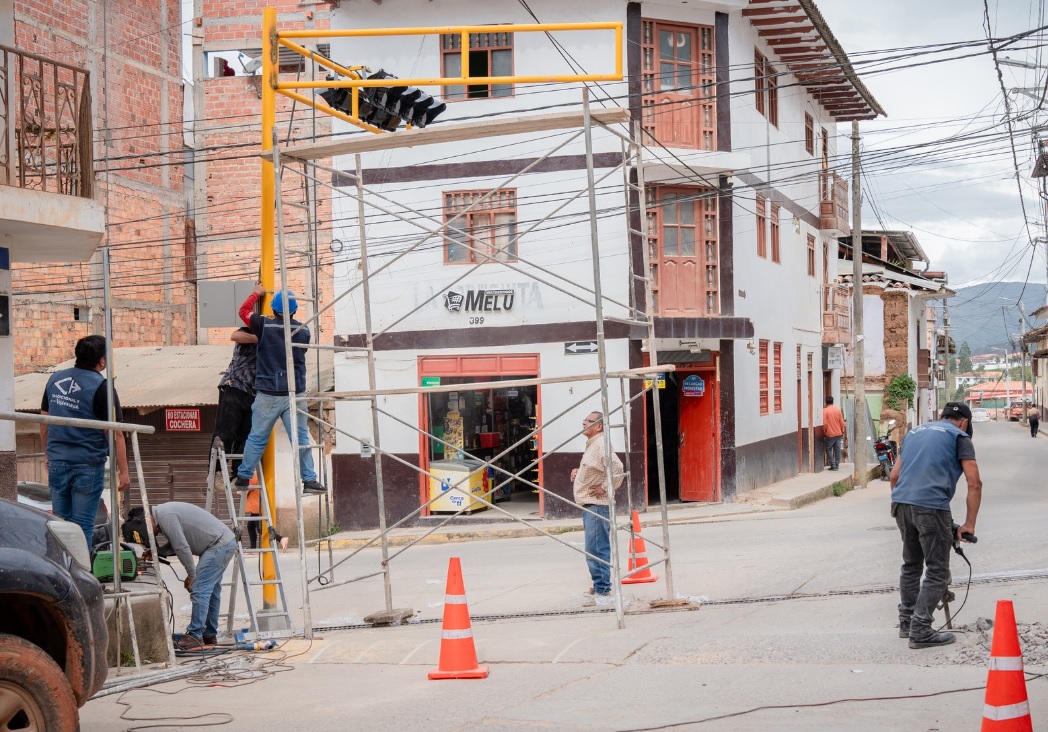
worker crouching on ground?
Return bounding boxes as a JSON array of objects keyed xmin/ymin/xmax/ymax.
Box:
[
  {"xmin": 889, "ymin": 402, "xmax": 982, "ymax": 649},
  {"xmin": 124, "ymin": 503, "xmax": 237, "ymax": 650},
  {"xmin": 233, "ymin": 284, "xmax": 325, "ymax": 496}
]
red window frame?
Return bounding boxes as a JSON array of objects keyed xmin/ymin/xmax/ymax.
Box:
[
  {"xmin": 773, "ymin": 342, "xmax": 782, "ymax": 413},
  {"xmin": 646, "ymin": 186, "xmax": 719, "ymax": 316},
  {"xmin": 443, "ymin": 189, "xmax": 518, "ymax": 265},
  {"xmin": 641, "ymin": 20, "xmax": 716, "ymax": 151},
  {"xmin": 807, "ymin": 233, "xmax": 817, "ymax": 277},
  {"xmin": 441, "ymin": 31, "xmax": 514, "ymax": 101},
  {"xmin": 759, "ymin": 339, "xmax": 770, "ymax": 416},
  {"xmin": 770, "ymin": 203, "xmax": 781, "ymax": 263},
  {"xmin": 767, "ymin": 64, "xmax": 778, "ymax": 127},
  {"xmin": 756, "ymin": 194, "xmax": 767, "ymax": 258},
  {"xmin": 804, "ymin": 113, "xmax": 815, "ymax": 155},
  {"xmin": 754, "ymin": 49, "xmax": 766, "ymax": 116}
]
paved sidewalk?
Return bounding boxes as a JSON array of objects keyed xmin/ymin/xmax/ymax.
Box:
[{"xmin": 318, "ymin": 463, "xmax": 883, "ymax": 549}]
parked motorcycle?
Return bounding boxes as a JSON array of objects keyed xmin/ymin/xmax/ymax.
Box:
[{"xmin": 875, "ymin": 419, "xmax": 898, "ymax": 481}]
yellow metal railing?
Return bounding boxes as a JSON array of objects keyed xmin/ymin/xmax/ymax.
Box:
[{"xmin": 262, "ymin": 11, "xmax": 623, "ymax": 135}]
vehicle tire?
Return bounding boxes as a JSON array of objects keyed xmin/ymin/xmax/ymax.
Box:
[
  {"xmin": 880, "ymin": 462, "xmax": 890, "ymax": 481},
  {"xmin": 0, "ymin": 633, "xmax": 79, "ymax": 732}
]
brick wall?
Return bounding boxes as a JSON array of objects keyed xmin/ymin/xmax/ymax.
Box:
[
  {"xmin": 196, "ymin": 0, "xmax": 335, "ymax": 346},
  {"xmin": 11, "ymin": 0, "xmax": 189, "ymax": 375}
]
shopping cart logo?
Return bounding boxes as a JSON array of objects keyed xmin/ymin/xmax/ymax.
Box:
[{"xmin": 444, "ymin": 291, "xmax": 464, "ymax": 312}]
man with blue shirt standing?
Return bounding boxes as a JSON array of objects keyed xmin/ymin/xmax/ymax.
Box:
[
  {"xmin": 40, "ymin": 335, "xmax": 130, "ymax": 547},
  {"xmin": 889, "ymin": 402, "xmax": 982, "ymax": 649}
]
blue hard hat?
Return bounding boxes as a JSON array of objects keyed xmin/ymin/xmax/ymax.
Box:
[{"xmin": 271, "ymin": 290, "xmax": 297, "ymax": 315}]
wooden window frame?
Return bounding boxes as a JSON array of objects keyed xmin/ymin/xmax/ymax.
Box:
[
  {"xmin": 441, "ymin": 31, "xmax": 514, "ymax": 101},
  {"xmin": 443, "ymin": 189, "xmax": 518, "ymax": 265},
  {"xmin": 756, "ymin": 194, "xmax": 767, "ymax": 258},
  {"xmin": 770, "ymin": 203, "xmax": 781, "ymax": 264},
  {"xmin": 759, "ymin": 339, "xmax": 770, "ymax": 415},
  {"xmin": 647, "ymin": 186, "xmax": 719, "ymax": 316},
  {"xmin": 804, "ymin": 113, "xmax": 815, "ymax": 155},
  {"xmin": 807, "ymin": 233, "xmax": 817, "ymax": 278},
  {"xmin": 767, "ymin": 64, "xmax": 778, "ymax": 127},
  {"xmin": 641, "ymin": 20, "xmax": 716, "ymax": 151},
  {"xmin": 754, "ymin": 49, "xmax": 766, "ymax": 116},
  {"xmin": 773, "ymin": 342, "xmax": 783, "ymax": 413}
]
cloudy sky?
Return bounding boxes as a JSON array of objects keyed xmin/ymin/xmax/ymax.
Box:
[{"xmin": 816, "ymin": 0, "xmax": 1048, "ymax": 289}]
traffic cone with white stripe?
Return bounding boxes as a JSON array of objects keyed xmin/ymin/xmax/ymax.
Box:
[
  {"xmin": 982, "ymin": 599, "xmax": 1032, "ymax": 731},
  {"xmin": 428, "ymin": 557, "xmax": 489, "ymax": 680},
  {"xmin": 622, "ymin": 510, "xmax": 658, "ymax": 585}
]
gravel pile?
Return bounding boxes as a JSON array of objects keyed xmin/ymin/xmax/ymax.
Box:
[{"xmin": 941, "ymin": 618, "xmax": 1048, "ymax": 668}]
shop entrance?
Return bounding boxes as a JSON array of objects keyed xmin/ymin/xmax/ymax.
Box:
[
  {"xmin": 419, "ymin": 354, "xmax": 541, "ymax": 519},
  {"xmin": 646, "ymin": 366, "xmax": 720, "ymax": 504}
]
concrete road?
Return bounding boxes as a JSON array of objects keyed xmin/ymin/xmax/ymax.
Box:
[{"xmin": 81, "ymin": 420, "xmax": 1048, "ymax": 730}]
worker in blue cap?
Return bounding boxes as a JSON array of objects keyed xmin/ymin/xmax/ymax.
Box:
[{"xmin": 233, "ymin": 283, "xmax": 325, "ymax": 496}]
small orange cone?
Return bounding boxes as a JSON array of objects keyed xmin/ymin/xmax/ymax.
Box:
[
  {"xmin": 428, "ymin": 557, "xmax": 489, "ymax": 680},
  {"xmin": 982, "ymin": 600, "xmax": 1032, "ymax": 731},
  {"xmin": 622, "ymin": 510, "xmax": 658, "ymax": 585}
]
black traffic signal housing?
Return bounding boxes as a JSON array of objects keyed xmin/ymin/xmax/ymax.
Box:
[{"xmin": 320, "ymin": 68, "xmax": 446, "ymax": 131}]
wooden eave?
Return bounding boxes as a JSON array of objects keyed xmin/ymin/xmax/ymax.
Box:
[{"xmin": 747, "ymin": 0, "xmax": 885, "ymax": 121}]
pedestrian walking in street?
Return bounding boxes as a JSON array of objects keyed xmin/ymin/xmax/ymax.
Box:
[
  {"xmin": 823, "ymin": 396, "xmax": 846, "ymax": 471},
  {"xmin": 1028, "ymin": 405, "xmax": 1039, "ymax": 437},
  {"xmin": 211, "ymin": 325, "xmax": 258, "ymax": 478},
  {"xmin": 570, "ymin": 411, "xmax": 624, "ymax": 599},
  {"xmin": 889, "ymin": 402, "xmax": 981, "ymax": 649},
  {"xmin": 124, "ymin": 502, "xmax": 237, "ymax": 649},
  {"xmin": 40, "ymin": 335, "xmax": 130, "ymax": 547},
  {"xmin": 233, "ymin": 284, "xmax": 325, "ymax": 496}
]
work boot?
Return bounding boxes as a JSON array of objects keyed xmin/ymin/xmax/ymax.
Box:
[
  {"xmin": 908, "ymin": 624, "xmax": 955, "ymax": 649},
  {"xmin": 898, "ymin": 617, "xmax": 910, "ymax": 639},
  {"xmin": 234, "ymin": 475, "xmax": 251, "ymax": 488},
  {"xmin": 302, "ymin": 480, "xmax": 326, "ymax": 495},
  {"xmin": 203, "ymin": 635, "xmax": 218, "ymax": 646}
]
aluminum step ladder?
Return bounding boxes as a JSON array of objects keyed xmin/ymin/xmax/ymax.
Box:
[{"xmin": 205, "ymin": 440, "xmax": 299, "ymax": 641}]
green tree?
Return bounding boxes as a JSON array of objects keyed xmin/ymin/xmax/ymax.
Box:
[{"xmin": 957, "ymin": 341, "xmax": 973, "ymax": 374}]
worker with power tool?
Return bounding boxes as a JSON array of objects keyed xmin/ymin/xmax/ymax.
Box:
[
  {"xmin": 124, "ymin": 502, "xmax": 236, "ymax": 650},
  {"xmin": 888, "ymin": 402, "xmax": 982, "ymax": 649}
]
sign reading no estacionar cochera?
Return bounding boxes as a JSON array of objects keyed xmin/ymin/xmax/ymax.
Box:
[
  {"xmin": 444, "ymin": 288, "xmax": 515, "ymax": 313},
  {"xmin": 682, "ymin": 375, "xmax": 705, "ymax": 397},
  {"xmin": 165, "ymin": 408, "xmax": 201, "ymax": 431}
]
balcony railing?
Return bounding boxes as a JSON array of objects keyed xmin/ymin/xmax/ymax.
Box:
[
  {"xmin": 0, "ymin": 45, "xmax": 92, "ymax": 197},
  {"xmin": 819, "ymin": 170, "xmax": 849, "ymax": 234},
  {"xmin": 822, "ymin": 284, "xmax": 851, "ymax": 345}
]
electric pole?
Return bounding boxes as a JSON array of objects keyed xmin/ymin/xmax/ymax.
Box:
[
  {"xmin": 851, "ymin": 121, "xmax": 867, "ymax": 489},
  {"xmin": 1021, "ymin": 300, "xmax": 1029, "ymax": 422}
]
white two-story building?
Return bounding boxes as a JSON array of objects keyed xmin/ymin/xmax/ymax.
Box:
[{"xmin": 320, "ymin": 0, "xmax": 883, "ymax": 529}]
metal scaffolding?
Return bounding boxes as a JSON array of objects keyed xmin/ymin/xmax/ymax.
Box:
[{"xmin": 255, "ymin": 12, "xmax": 675, "ymax": 634}]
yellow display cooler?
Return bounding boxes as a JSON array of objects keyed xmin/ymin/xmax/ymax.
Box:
[{"xmin": 429, "ymin": 459, "xmax": 489, "ymax": 513}]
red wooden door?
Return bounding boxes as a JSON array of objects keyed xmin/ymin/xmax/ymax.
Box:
[
  {"xmin": 678, "ymin": 370, "xmax": 718, "ymax": 501},
  {"xmin": 648, "ymin": 25, "xmax": 699, "ymax": 147},
  {"xmin": 657, "ymin": 192, "xmax": 699, "ymax": 316}
]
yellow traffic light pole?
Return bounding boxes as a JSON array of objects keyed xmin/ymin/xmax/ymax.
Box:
[{"xmin": 259, "ymin": 7, "xmax": 278, "ymax": 610}]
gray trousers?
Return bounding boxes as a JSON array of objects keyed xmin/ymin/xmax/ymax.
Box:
[
  {"xmin": 824, "ymin": 435, "xmax": 843, "ymax": 469},
  {"xmin": 892, "ymin": 502, "xmax": 953, "ymax": 629}
]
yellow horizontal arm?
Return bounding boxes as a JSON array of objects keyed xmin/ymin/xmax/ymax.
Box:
[
  {"xmin": 276, "ymin": 87, "xmax": 387, "ymax": 135},
  {"xmin": 278, "ymin": 22, "xmax": 621, "ymax": 39},
  {"xmin": 277, "ymin": 73, "xmax": 621, "ymax": 91}
]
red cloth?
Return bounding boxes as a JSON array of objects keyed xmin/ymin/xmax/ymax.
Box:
[{"xmin": 823, "ymin": 405, "xmax": 846, "ymax": 437}]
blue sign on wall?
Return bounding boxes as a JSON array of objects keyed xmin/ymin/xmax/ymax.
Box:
[{"xmin": 682, "ymin": 374, "xmax": 705, "ymax": 397}]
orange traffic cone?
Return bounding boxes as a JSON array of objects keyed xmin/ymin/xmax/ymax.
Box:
[
  {"xmin": 982, "ymin": 600, "xmax": 1032, "ymax": 731},
  {"xmin": 428, "ymin": 557, "xmax": 489, "ymax": 680},
  {"xmin": 622, "ymin": 510, "xmax": 658, "ymax": 585}
]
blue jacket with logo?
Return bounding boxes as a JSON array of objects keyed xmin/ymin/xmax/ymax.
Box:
[
  {"xmin": 891, "ymin": 420, "xmax": 971, "ymax": 511},
  {"xmin": 42, "ymin": 367, "xmax": 110, "ymax": 465}
]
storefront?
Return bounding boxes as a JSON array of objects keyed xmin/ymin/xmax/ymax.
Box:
[{"xmin": 418, "ymin": 354, "xmax": 542, "ymax": 516}]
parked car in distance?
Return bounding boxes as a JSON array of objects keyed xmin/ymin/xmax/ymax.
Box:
[
  {"xmin": 971, "ymin": 408, "xmax": 990, "ymax": 423},
  {"xmin": 0, "ymin": 499, "xmax": 109, "ymax": 731},
  {"xmin": 1009, "ymin": 404, "xmax": 1025, "ymax": 421}
]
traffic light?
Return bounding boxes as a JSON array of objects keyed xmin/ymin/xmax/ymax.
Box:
[{"xmin": 319, "ymin": 68, "xmax": 446, "ymax": 132}]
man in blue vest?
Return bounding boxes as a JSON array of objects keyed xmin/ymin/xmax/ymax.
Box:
[
  {"xmin": 40, "ymin": 335, "xmax": 130, "ymax": 547},
  {"xmin": 889, "ymin": 402, "xmax": 982, "ymax": 649},
  {"xmin": 233, "ymin": 284, "xmax": 325, "ymax": 495}
]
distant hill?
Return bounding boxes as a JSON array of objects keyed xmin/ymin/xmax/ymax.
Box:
[{"xmin": 947, "ymin": 282, "xmax": 1047, "ymax": 355}]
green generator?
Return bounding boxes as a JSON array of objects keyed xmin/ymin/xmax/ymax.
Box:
[{"xmin": 92, "ymin": 547, "xmax": 137, "ymax": 582}]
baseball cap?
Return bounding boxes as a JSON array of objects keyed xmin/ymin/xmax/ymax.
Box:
[{"xmin": 940, "ymin": 402, "xmax": 974, "ymax": 437}]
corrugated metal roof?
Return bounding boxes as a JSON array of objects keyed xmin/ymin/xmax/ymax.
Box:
[{"xmin": 15, "ymin": 346, "xmax": 333, "ymax": 411}]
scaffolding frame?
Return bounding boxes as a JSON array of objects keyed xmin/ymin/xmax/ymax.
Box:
[{"xmin": 257, "ymin": 12, "xmax": 674, "ymax": 634}]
